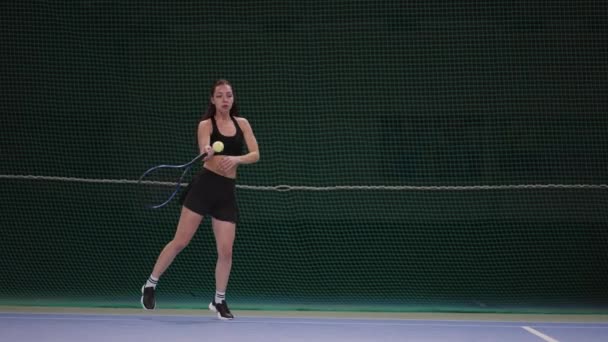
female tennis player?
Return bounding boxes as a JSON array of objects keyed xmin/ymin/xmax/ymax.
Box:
[{"xmin": 141, "ymin": 79, "xmax": 260, "ymax": 320}]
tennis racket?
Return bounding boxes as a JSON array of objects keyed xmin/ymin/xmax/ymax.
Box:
[{"xmin": 137, "ymin": 152, "xmax": 207, "ymax": 209}]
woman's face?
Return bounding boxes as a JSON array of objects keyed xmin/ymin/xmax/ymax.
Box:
[{"xmin": 211, "ymin": 84, "xmax": 234, "ymax": 114}]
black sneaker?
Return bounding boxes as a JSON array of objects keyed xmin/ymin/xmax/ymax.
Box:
[
  {"xmin": 141, "ymin": 285, "xmax": 156, "ymax": 310},
  {"xmin": 209, "ymin": 300, "xmax": 234, "ymax": 320}
]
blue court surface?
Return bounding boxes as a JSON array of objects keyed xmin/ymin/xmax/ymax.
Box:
[{"xmin": 1, "ymin": 311, "xmax": 607, "ymax": 342}]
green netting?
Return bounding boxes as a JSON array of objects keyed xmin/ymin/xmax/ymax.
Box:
[{"xmin": 1, "ymin": 1, "xmax": 607, "ymax": 313}]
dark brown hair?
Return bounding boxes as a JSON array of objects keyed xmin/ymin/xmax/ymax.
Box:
[{"xmin": 200, "ymin": 79, "xmax": 239, "ymax": 121}]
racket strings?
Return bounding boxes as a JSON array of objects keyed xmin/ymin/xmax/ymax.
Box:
[{"xmin": 138, "ymin": 166, "xmax": 187, "ymax": 208}]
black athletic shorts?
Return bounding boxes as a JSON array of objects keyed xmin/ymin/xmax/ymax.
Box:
[{"xmin": 179, "ymin": 168, "xmax": 238, "ymax": 223}]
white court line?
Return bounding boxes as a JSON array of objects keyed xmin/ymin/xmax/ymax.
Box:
[
  {"xmin": 0, "ymin": 314, "xmax": 604, "ymax": 330},
  {"xmin": 0, "ymin": 315, "xmax": 523, "ymax": 327},
  {"xmin": 522, "ymin": 326, "xmax": 560, "ymax": 342}
]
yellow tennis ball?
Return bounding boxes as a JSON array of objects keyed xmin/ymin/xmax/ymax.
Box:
[{"xmin": 212, "ymin": 141, "xmax": 224, "ymax": 153}]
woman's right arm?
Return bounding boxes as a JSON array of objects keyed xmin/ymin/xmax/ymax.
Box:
[{"xmin": 197, "ymin": 119, "xmax": 214, "ymax": 160}]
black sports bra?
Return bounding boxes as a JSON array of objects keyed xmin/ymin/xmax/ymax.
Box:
[{"xmin": 209, "ymin": 116, "xmax": 244, "ymax": 156}]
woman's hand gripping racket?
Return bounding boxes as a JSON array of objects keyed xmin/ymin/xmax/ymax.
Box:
[{"xmin": 138, "ymin": 141, "xmax": 224, "ymax": 209}]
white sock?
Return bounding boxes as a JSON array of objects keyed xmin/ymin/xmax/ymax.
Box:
[
  {"xmin": 145, "ymin": 275, "xmax": 158, "ymax": 288},
  {"xmin": 215, "ymin": 291, "xmax": 225, "ymax": 304}
]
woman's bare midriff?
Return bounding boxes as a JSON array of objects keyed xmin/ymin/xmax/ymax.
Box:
[{"xmin": 203, "ymin": 156, "xmax": 237, "ymax": 179}]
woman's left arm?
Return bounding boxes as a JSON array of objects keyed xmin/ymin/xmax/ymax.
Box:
[{"xmin": 236, "ymin": 117, "xmax": 259, "ymax": 165}]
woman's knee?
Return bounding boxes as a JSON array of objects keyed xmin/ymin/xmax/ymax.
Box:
[
  {"xmin": 171, "ymin": 208, "xmax": 202, "ymax": 252},
  {"xmin": 217, "ymin": 245, "xmax": 233, "ymax": 261},
  {"xmin": 170, "ymin": 238, "xmax": 190, "ymax": 252}
]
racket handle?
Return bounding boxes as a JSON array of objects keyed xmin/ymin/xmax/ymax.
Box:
[{"xmin": 194, "ymin": 152, "xmax": 208, "ymax": 163}]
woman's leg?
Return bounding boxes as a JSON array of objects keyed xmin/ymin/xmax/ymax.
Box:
[
  {"xmin": 208, "ymin": 217, "xmax": 236, "ymax": 319},
  {"xmin": 151, "ymin": 206, "xmax": 204, "ymax": 278},
  {"xmin": 141, "ymin": 206, "xmax": 203, "ymax": 310},
  {"xmin": 212, "ymin": 217, "xmax": 236, "ymax": 294}
]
